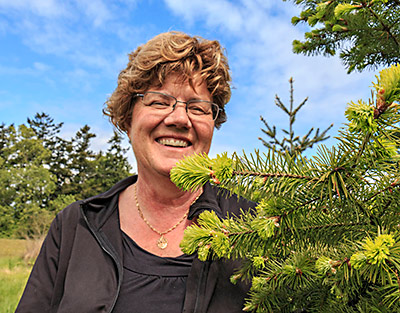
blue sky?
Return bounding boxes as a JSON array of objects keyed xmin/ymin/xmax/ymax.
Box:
[{"xmin": 0, "ymin": 0, "xmax": 379, "ymax": 170}]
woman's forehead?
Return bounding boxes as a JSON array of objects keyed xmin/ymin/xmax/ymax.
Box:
[
  {"xmin": 148, "ymin": 73, "xmax": 209, "ymax": 95},
  {"xmin": 151, "ymin": 71, "xmax": 206, "ymax": 86}
]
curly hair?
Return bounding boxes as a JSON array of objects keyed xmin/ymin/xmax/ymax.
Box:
[{"xmin": 103, "ymin": 31, "xmax": 232, "ymax": 132}]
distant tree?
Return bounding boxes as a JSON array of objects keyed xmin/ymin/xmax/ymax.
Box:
[
  {"xmin": 286, "ymin": 0, "xmax": 400, "ymax": 73},
  {"xmin": 259, "ymin": 77, "xmax": 333, "ymax": 155},
  {"xmin": 60, "ymin": 125, "xmax": 97, "ymax": 198},
  {"xmin": 0, "ymin": 123, "xmax": 15, "ymax": 155},
  {"xmin": 27, "ymin": 112, "xmax": 64, "ymax": 145},
  {"xmin": 28, "ymin": 113, "xmax": 71, "ymax": 196},
  {"xmin": 0, "ymin": 124, "xmax": 56, "ymax": 237},
  {"xmin": 80, "ymin": 131, "xmax": 132, "ymax": 198}
]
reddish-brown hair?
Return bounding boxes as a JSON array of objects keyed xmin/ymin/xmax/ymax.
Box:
[{"xmin": 104, "ymin": 31, "xmax": 232, "ymax": 132}]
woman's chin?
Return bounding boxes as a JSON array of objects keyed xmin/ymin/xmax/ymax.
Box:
[{"xmin": 151, "ymin": 160, "xmax": 182, "ymax": 179}]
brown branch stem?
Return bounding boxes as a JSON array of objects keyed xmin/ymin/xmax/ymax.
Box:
[
  {"xmin": 366, "ymin": 181, "xmax": 400, "ymax": 201},
  {"xmin": 366, "ymin": 4, "xmax": 400, "ymax": 48},
  {"xmin": 298, "ymin": 221, "xmax": 367, "ymax": 231},
  {"xmin": 233, "ymin": 170, "xmax": 315, "ymax": 181}
]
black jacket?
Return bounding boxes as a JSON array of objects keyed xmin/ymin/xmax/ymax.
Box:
[{"xmin": 16, "ymin": 176, "xmax": 256, "ymax": 313}]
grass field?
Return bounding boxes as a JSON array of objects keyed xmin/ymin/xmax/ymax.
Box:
[{"xmin": 0, "ymin": 239, "xmax": 33, "ymax": 313}]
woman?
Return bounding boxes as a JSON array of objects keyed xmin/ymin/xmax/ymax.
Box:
[{"xmin": 16, "ymin": 31, "xmax": 256, "ymax": 313}]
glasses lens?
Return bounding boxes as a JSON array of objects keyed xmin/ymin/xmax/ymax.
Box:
[
  {"xmin": 142, "ymin": 92, "xmax": 174, "ymax": 109},
  {"xmin": 187, "ymin": 101, "xmax": 220, "ymax": 121}
]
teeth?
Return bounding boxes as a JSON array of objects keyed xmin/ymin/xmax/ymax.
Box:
[{"xmin": 158, "ymin": 138, "xmax": 189, "ymax": 147}]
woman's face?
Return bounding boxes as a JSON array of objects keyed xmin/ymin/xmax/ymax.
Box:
[{"xmin": 128, "ymin": 74, "xmax": 215, "ymax": 179}]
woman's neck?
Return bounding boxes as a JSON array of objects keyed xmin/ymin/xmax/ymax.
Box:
[
  {"xmin": 134, "ymin": 171, "xmax": 200, "ymax": 215},
  {"xmin": 119, "ymin": 172, "xmax": 201, "ymax": 257}
]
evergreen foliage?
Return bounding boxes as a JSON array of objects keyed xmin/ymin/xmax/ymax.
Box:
[
  {"xmin": 171, "ymin": 64, "xmax": 400, "ymax": 312},
  {"xmin": 285, "ymin": 0, "xmax": 400, "ymax": 73},
  {"xmin": 0, "ymin": 113, "xmax": 132, "ymax": 238},
  {"xmin": 259, "ymin": 77, "xmax": 333, "ymax": 155}
]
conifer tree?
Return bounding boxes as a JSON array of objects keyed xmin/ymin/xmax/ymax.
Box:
[
  {"xmin": 259, "ymin": 77, "xmax": 333, "ymax": 155},
  {"xmin": 28, "ymin": 113, "xmax": 71, "ymax": 198},
  {"xmin": 170, "ymin": 64, "xmax": 400, "ymax": 312},
  {"xmin": 286, "ymin": 0, "xmax": 400, "ymax": 73},
  {"xmin": 62, "ymin": 125, "xmax": 97, "ymax": 198},
  {"xmin": 81, "ymin": 131, "xmax": 132, "ymax": 197}
]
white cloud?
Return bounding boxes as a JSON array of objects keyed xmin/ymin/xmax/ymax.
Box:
[
  {"xmin": 0, "ymin": 0, "xmax": 66, "ymax": 17},
  {"xmin": 18, "ymin": 18, "xmax": 86, "ymax": 55},
  {"xmin": 165, "ymin": 0, "xmax": 243, "ymax": 32},
  {"xmin": 73, "ymin": 0, "xmax": 112, "ymax": 27},
  {"xmin": 33, "ymin": 62, "xmax": 51, "ymax": 71},
  {"xmin": 0, "ymin": 0, "xmax": 112, "ymax": 26}
]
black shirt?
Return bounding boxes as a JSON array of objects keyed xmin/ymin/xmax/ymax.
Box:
[{"xmin": 112, "ymin": 231, "xmax": 195, "ymax": 313}]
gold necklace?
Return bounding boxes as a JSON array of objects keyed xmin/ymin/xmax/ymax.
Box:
[{"xmin": 134, "ymin": 184, "xmax": 200, "ymax": 249}]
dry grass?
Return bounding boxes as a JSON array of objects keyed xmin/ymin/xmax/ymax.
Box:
[
  {"xmin": 0, "ymin": 239, "xmax": 26, "ymax": 258},
  {"xmin": 0, "ymin": 239, "xmax": 34, "ymax": 313},
  {"xmin": 0, "ymin": 236, "xmax": 44, "ymax": 263},
  {"xmin": 23, "ymin": 236, "xmax": 44, "ymax": 263}
]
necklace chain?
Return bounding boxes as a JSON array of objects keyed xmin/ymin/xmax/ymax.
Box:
[{"xmin": 134, "ymin": 184, "xmax": 200, "ymax": 249}]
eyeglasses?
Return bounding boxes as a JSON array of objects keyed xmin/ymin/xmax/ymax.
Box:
[{"xmin": 135, "ymin": 91, "xmax": 221, "ymax": 121}]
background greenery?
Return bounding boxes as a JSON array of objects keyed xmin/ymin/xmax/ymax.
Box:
[{"xmin": 0, "ymin": 113, "xmax": 132, "ymax": 238}]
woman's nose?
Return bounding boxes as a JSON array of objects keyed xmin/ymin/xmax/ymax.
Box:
[{"xmin": 164, "ymin": 102, "xmax": 192, "ymax": 129}]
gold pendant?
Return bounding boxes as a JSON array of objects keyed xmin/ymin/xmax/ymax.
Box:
[{"xmin": 157, "ymin": 235, "xmax": 168, "ymax": 249}]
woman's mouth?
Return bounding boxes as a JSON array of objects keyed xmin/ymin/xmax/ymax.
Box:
[{"xmin": 157, "ymin": 138, "xmax": 190, "ymax": 147}]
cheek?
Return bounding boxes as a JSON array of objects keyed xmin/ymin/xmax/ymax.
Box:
[{"xmin": 197, "ymin": 123, "xmax": 214, "ymax": 147}]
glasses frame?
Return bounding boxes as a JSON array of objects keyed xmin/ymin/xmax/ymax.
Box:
[{"xmin": 135, "ymin": 91, "xmax": 221, "ymax": 121}]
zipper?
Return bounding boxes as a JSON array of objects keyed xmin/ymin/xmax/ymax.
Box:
[{"xmin": 80, "ymin": 203, "xmax": 123, "ymax": 313}]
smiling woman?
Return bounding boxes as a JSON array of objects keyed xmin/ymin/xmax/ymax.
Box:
[
  {"xmin": 126, "ymin": 74, "xmax": 215, "ymax": 184},
  {"xmin": 16, "ymin": 31, "xmax": 256, "ymax": 313}
]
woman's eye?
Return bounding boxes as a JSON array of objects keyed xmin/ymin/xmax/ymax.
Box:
[
  {"xmin": 188, "ymin": 103, "xmax": 210, "ymax": 115},
  {"xmin": 150, "ymin": 101, "xmax": 170, "ymax": 108},
  {"xmin": 191, "ymin": 107, "xmax": 206, "ymax": 114}
]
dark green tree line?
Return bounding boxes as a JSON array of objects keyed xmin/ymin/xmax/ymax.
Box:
[{"xmin": 0, "ymin": 113, "xmax": 132, "ymax": 237}]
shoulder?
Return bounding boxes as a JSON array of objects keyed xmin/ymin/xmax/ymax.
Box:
[
  {"xmin": 214, "ymin": 185, "xmax": 257, "ymax": 217},
  {"xmin": 55, "ymin": 175, "xmax": 138, "ymax": 224},
  {"xmin": 196, "ymin": 182, "xmax": 256, "ymax": 218}
]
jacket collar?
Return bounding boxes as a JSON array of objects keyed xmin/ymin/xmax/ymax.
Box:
[
  {"xmin": 80, "ymin": 175, "xmax": 137, "ymax": 231},
  {"xmin": 81, "ymin": 175, "xmax": 137, "ymax": 206},
  {"xmin": 81, "ymin": 175, "xmax": 223, "ymax": 227}
]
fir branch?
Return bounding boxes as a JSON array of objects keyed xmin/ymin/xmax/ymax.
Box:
[
  {"xmin": 366, "ymin": 5, "xmax": 400, "ymax": 49},
  {"xmin": 366, "ymin": 179, "xmax": 400, "ymax": 201}
]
